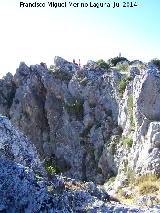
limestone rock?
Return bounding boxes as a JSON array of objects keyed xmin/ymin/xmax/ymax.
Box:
[
  {"xmin": 54, "ymin": 56, "xmax": 68, "ymax": 67},
  {"xmin": 86, "ymin": 60, "xmax": 96, "ymax": 69},
  {"xmin": 0, "ymin": 73, "xmax": 16, "ymax": 116},
  {"xmin": 0, "ymin": 57, "xmax": 160, "ymax": 186},
  {"xmin": 0, "ymin": 115, "xmax": 44, "ymax": 175},
  {"xmin": 129, "ymin": 67, "xmax": 140, "ymax": 78},
  {"xmin": 0, "ymin": 157, "xmax": 50, "ymax": 213}
]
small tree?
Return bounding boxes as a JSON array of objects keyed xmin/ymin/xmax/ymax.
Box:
[
  {"xmin": 108, "ymin": 57, "xmax": 129, "ymax": 67},
  {"xmin": 151, "ymin": 58, "xmax": 160, "ymax": 69},
  {"xmin": 95, "ymin": 59, "xmax": 109, "ymax": 69}
]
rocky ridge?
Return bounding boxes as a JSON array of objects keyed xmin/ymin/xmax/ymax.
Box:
[{"xmin": 0, "ymin": 56, "xmax": 160, "ymax": 211}]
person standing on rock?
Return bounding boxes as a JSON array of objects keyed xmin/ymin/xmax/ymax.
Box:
[{"xmin": 73, "ymin": 59, "xmax": 78, "ymax": 66}]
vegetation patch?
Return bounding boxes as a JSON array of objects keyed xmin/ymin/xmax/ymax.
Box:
[
  {"xmin": 122, "ymin": 136, "xmax": 133, "ymax": 148},
  {"xmin": 117, "ymin": 63, "xmax": 129, "ymax": 72},
  {"xmin": 54, "ymin": 71, "xmax": 72, "ymax": 81},
  {"xmin": 108, "ymin": 56, "xmax": 129, "ymax": 67},
  {"xmin": 45, "ymin": 162, "xmax": 56, "ymax": 179},
  {"xmin": 118, "ymin": 79, "xmax": 127, "ymax": 97},
  {"xmin": 95, "ymin": 59, "xmax": 109, "ymax": 69},
  {"xmin": 109, "ymin": 142, "xmax": 117, "ymax": 156},
  {"xmin": 125, "ymin": 76, "xmax": 133, "ymax": 82},
  {"xmin": 116, "ymin": 173, "xmax": 160, "ymax": 206},
  {"xmin": 136, "ymin": 174, "xmax": 160, "ymax": 195},
  {"xmin": 118, "ymin": 76, "xmax": 133, "ymax": 98},
  {"xmin": 48, "ymin": 68, "xmax": 72, "ymax": 80},
  {"xmin": 151, "ymin": 58, "xmax": 160, "ymax": 69},
  {"xmin": 108, "ymin": 176, "xmax": 116, "ymax": 183},
  {"xmin": 128, "ymin": 95, "xmax": 135, "ymax": 129},
  {"xmin": 64, "ymin": 99, "xmax": 84, "ymax": 121}
]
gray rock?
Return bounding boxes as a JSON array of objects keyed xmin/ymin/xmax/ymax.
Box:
[
  {"xmin": 129, "ymin": 67, "xmax": 140, "ymax": 78},
  {"xmin": 0, "ymin": 115, "xmax": 45, "ymax": 175},
  {"xmin": 0, "ymin": 157, "xmax": 50, "ymax": 213},
  {"xmin": 54, "ymin": 56, "xmax": 68, "ymax": 67},
  {"xmin": 0, "ymin": 73, "xmax": 16, "ymax": 116},
  {"xmin": 0, "ymin": 56, "xmax": 160, "ymax": 189},
  {"xmin": 130, "ymin": 60, "xmax": 144, "ymax": 65},
  {"xmin": 0, "ymin": 65, "xmax": 160, "ymax": 212},
  {"xmin": 86, "ymin": 60, "xmax": 96, "ymax": 69}
]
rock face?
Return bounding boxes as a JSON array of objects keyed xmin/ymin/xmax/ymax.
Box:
[
  {"xmin": 0, "ymin": 116, "xmax": 44, "ymax": 175},
  {"xmin": 114, "ymin": 64, "xmax": 160, "ymax": 189},
  {"xmin": 0, "ymin": 72, "xmax": 16, "ymax": 116},
  {"xmin": 0, "ymin": 56, "xmax": 160, "ymax": 187},
  {"xmin": 0, "ymin": 57, "xmax": 120, "ymax": 183},
  {"xmin": 2, "ymin": 115, "xmax": 160, "ymax": 212},
  {"xmin": 0, "ymin": 157, "xmax": 50, "ymax": 213},
  {"xmin": 0, "ymin": 115, "xmax": 49, "ymax": 212}
]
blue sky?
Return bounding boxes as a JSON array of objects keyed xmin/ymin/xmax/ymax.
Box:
[{"xmin": 0, "ymin": 0, "xmax": 160, "ymax": 77}]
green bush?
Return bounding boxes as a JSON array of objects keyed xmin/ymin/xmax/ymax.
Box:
[
  {"xmin": 108, "ymin": 57, "xmax": 129, "ymax": 67},
  {"xmin": 151, "ymin": 58, "xmax": 160, "ymax": 69},
  {"xmin": 118, "ymin": 79, "xmax": 127, "ymax": 97},
  {"xmin": 44, "ymin": 160, "xmax": 56, "ymax": 179},
  {"xmin": 118, "ymin": 76, "xmax": 133, "ymax": 98},
  {"xmin": 46, "ymin": 165, "xmax": 56, "ymax": 176},
  {"xmin": 95, "ymin": 59, "xmax": 109, "ymax": 69},
  {"xmin": 64, "ymin": 99, "xmax": 84, "ymax": 120},
  {"xmin": 122, "ymin": 136, "xmax": 133, "ymax": 148}
]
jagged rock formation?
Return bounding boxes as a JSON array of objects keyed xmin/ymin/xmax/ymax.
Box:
[
  {"xmin": 113, "ymin": 64, "xmax": 160, "ymax": 188},
  {"xmin": 0, "ymin": 115, "xmax": 160, "ymax": 212},
  {"xmin": 0, "ymin": 56, "xmax": 160, "ymax": 188},
  {"xmin": 0, "ymin": 116, "xmax": 44, "ymax": 175}
]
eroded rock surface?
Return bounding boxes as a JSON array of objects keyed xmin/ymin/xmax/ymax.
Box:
[
  {"xmin": 0, "ymin": 57, "xmax": 160, "ymax": 187},
  {"xmin": 1, "ymin": 115, "xmax": 160, "ymax": 212}
]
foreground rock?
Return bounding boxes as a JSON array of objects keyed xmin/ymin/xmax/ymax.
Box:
[
  {"xmin": 0, "ymin": 115, "xmax": 44, "ymax": 175},
  {"xmin": 1, "ymin": 115, "xmax": 160, "ymax": 212}
]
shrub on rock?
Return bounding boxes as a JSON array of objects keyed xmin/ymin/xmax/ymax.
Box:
[{"xmin": 95, "ymin": 59, "xmax": 109, "ymax": 69}]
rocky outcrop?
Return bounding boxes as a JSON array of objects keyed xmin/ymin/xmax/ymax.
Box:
[
  {"xmin": 2, "ymin": 115, "xmax": 160, "ymax": 212},
  {"xmin": 111, "ymin": 64, "xmax": 160, "ymax": 192},
  {"xmin": 0, "ymin": 56, "xmax": 160, "ymax": 188},
  {"xmin": 0, "ymin": 57, "xmax": 120, "ymax": 183},
  {"xmin": 0, "ymin": 72, "xmax": 16, "ymax": 116},
  {"xmin": 0, "ymin": 157, "xmax": 50, "ymax": 213},
  {"xmin": 0, "ymin": 115, "xmax": 44, "ymax": 175}
]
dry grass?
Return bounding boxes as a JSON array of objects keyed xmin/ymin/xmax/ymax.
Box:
[
  {"xmin": 137, "ymin": 174, "xmax": 160, "ymax": 196},
  {"xmin": 116, "ymin": 174, "xmax": 160, "ymax": 206}
]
